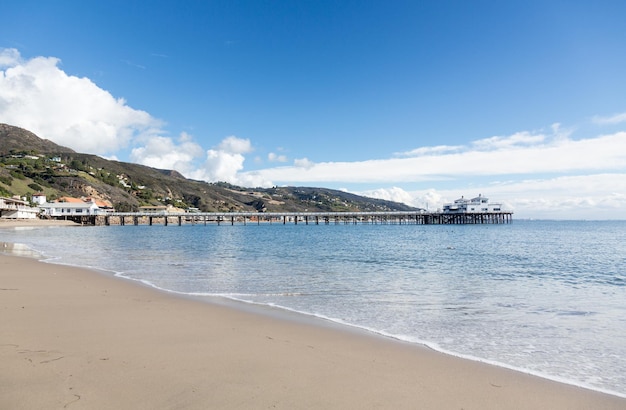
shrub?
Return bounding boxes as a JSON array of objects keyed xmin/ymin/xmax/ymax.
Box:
[
  {"xmin": 10, "ymin": 170, "xmax": 26, "ymax": 180},
  {"xmin": 0, "ymin": 174, "xmax": 12, "ymax": 185}
]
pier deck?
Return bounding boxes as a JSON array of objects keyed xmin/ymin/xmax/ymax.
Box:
[{"xmin": 71, "ymin": 211, "xmax": 513, "ymax": 226}]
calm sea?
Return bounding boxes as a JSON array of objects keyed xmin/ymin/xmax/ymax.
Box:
[{"xmin": 2, "ymin": 220, "xmax": 625, "ymax": 396}]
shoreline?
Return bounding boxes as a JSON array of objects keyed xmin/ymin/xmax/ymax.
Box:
[
  {"xmin": 4, "ymin": 238, "xmax": 624, "ymax": 399},
  {"xmin": 145, "ymin": 281, "xmax": 626, "ymax": 400},
  {"xmin": 2, "ymin": 249, "xmax": 625, "ymax": 409}
]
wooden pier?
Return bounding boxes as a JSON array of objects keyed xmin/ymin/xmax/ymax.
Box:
[{"xmin": 73, "ymin": 211, "xmax": 513, "ymax": 226}]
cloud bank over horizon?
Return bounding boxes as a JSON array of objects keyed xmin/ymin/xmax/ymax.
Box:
[{"xmin": 2, "ymin": 48, "xmax": 626, "ymax": 219}]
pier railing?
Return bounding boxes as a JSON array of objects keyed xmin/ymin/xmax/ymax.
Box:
[{"xmin": 77, "ymin": 210, "xmax": 513, "ymax": 226}]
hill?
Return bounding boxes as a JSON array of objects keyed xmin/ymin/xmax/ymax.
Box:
[
  {"xmin": 0, "ymin": 123, "xmax": 418, "ymax": 213},
  {"xmin": 0, "ymin": 124, "xmax": 75, "ymax": 155}
]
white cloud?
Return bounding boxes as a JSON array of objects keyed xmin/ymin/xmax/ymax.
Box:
[
  {"xmin": 186, "ymin": 136, "xmax": 272, "ymax": 187},
  {"xmin": 268, "ymin": 152, "xmax": 288, "ymax": 162},
  {"xmin": 294, "ymin": 157, "xmax": 315, "ymax": 169},
  {"xmin": 0, "ymin": 48, "xmax": 20, "ymax": 66},
  {"xmin": 395, "ymin": 125, "xmax": 568, "ymax": 157},
  {"xmin": 130, "ymin": 132, "xmax": 204, "ymax": 172},
  {"xmin": 592, "ymin": 112, "xmax": 626, "ymax": 125},
  {"xmin": 0, "ymin": 48, "xmax": 162, "ymax": 155},
  {"xmin": 395, "ymin": 144, "xmax": 462, "ymax": 157},
  {"xmin": 481, "ymin": 173, "xmax": 626, "ymax": 219},
  {"xmin": 217, "ymin": 136, "xmax": 253, "ymax": 154},
  {"xmin": 202, "ymin": 149, "xmax": 246, "ymax": 182},
  {"xmin": 471, "ymin": 131, "xmax": 546, "ymax": 150},
  {"xmin": 244, "ymin": 130, "xmax": 626, "ymax": 184}
]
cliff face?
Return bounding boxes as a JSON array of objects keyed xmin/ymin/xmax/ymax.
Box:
[{"xmin": 0, "ymin": 123, "xmax": 417, "ymax": 213}]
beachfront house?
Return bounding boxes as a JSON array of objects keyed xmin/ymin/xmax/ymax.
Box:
[
  {"xmin": 0, "ymin": 196, "xmax": 40, "ymax": 219},
  {"xmin": 39, "ymin": 201, "xmax": 102, "ymax": 217},
  {"xmin": 442, "ymin": 194, "xmax": 503, "ymax": 214}
]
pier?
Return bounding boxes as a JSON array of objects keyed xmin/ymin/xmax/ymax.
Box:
[{"xmin": 74, "ymin": 210, "xmax": 513, "ymax": 226}]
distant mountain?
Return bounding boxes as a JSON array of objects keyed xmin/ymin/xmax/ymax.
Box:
[{"xmin": 0, "ymin": 123, "xmax": 419, "ymax": 213}]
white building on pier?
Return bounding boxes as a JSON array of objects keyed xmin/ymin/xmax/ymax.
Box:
[
  {"xmin": 443, "ymin": 194, "xmax": 503, "ymax": 214},
  {"xmin": 40, "ymin": 200, "xmax": 102, "ymax": 217}
]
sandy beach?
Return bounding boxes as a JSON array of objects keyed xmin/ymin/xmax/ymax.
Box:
[
  {"xmin": 1, "ymin": 225, "xmax": 625, "ymax": 409},
  {"xmin": 0, "ymin": 218, "xmax": 82, "ymax": 228}
]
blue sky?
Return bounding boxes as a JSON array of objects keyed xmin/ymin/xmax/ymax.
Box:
[{"xmin": 2, "ymin": 1, "xmax": 626, "ymax": 219}]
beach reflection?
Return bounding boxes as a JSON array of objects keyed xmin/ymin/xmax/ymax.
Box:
[{"xmin": 0, "ymin": 242, "xmax": 41, "ymax": 259}]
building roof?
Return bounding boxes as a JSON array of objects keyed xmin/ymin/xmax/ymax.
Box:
[
  {"xmin": 56, "ymin": 196, "xmax": 85, "ymax": 203},
  {"xmin": 41, "ymin": 202, "xmax": 99, "ymax": 209},
  {"xmin": 85, "ymin": 197, "xmax": 113, "ymax": 208}
]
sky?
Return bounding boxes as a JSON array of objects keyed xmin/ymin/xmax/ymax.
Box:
[{"xmin": 1, "ymin": 0, "xmax": 626, "ymax": 219}]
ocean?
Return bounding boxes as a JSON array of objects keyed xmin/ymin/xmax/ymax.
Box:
[{"xmin": 2, "ymin": 220, "xmax": 625, "ymax": 397}]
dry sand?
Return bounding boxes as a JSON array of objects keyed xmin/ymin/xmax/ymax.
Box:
[{"xmin": 1, "ymin": 235, "xmax": 625, "ymax": 409}]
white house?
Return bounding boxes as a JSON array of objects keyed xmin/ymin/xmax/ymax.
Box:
[
  {"xmin": 39, "ymin": 201, "xmax": 102, "ymax": 217},
  {"xmin": 0, "ymin": 197, "xmax": 40, "ymax": 219},
  {"xmin": 443, "ymin": 194, "xmax": 503, "ymax": 214}
]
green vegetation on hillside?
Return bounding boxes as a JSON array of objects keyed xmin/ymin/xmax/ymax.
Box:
[{"xmin": 0, "ymin": 123, "xmax": 418, "ymax": 213}]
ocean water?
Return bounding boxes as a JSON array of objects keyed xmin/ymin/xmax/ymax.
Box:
[{"xmin": 1, "ymin": 220, "xmax": 625, "ymax": 397}]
